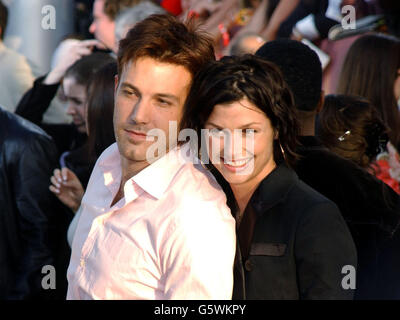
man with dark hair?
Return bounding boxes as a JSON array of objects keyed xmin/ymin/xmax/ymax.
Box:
[
  {"xmin": 67, "ymin": 14, "xmax": 236, "ymax": 300},
  {"xmin": 0, "ymin": 0, "xmax": 34, "ymax": 112},
  {"xmin": 256, "ymin": 39, "xmax": 400, "ymax": 299}
]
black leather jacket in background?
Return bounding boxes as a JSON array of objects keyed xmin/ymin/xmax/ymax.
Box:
[{"xmin": 0, "ymin": 108, "xmax": 73, "ymax": 299}]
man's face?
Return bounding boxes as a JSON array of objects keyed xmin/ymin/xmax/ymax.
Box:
[
  {"xmin": 89, "ymin": 0, "xmax": 116, "ymax": 51},
  {"xmin": 114, "ymin": 57, "xmax": 192, "ymax": 167}
]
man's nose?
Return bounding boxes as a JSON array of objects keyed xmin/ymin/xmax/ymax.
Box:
[{"xmin": 130, "ymin": 99, "xmax": 151, "ymax": 124}]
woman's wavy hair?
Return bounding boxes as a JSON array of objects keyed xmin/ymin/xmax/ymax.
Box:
[
  {"xmin": 180, "ymin": 54, "xmax": 300, "ymax": 168},
  {"xmin": 317, "ymin": 94, "xmax": 389, "ymax": 168}
]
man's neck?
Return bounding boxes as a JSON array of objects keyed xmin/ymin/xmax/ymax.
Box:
[{"xmin": 110, "ymin": 158, "xmax": 149, "ymax": 207}]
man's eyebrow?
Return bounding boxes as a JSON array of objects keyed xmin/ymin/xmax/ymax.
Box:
[
  {"xmin": 120, "ymin": 82, "xmax": 138, "ymax": 91},
  {"xmin": 119, "ymin": 83, "xmax": 179, "ymax": 102}
]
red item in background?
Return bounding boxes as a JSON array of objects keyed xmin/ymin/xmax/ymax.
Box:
[
  {"xmin": 161, "ymin": 0, "xmax": 182, "ymax": 16},
  {"xmin": 218, "ymin": 23, "xmax": 230, "ymax": 47},
  {"xmin": 371, "ymin": 160, "xmax": 400, "ymax": 194}
]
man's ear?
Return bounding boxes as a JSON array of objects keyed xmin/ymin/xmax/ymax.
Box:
[
  {"xmin": 114, "ymin": 74, "xmax": 119, "ymax": 94},
  {"xmin": 316, "ymin": 91, "xmax": 325, "ymax": 114}
]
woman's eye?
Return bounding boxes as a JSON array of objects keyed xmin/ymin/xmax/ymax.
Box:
[
  {"xmin": 210, "ymin": 129, "xmax": 225, "ymax": 137},
  {"xmin": 244, "ymin": 129, "xmax": 256, "ymax": 135}
]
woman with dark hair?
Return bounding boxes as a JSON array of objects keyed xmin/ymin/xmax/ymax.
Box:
[
  {"xmin": 317, "ymin": 94, "xmax": 400, "ymax": 194},
  {"xmin": 337, "ymin": 33, "xmax": 400, "ymax": 153},
  {"xmin": 180, "ymin": 54, "xmax": 357, "ymax": 299},
  {"xmin": 49, "ymin": 62, "xmax": 117, "ymax": 216}
]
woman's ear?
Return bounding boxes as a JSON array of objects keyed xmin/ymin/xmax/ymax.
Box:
[{"xmin": 274, "ymin": 129, "xmax": 279, "ymax": 140}]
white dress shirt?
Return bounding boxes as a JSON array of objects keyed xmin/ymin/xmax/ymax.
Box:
[{"xmin": 67, "ymin": 143, "xmax": 236, "ymax": 300}]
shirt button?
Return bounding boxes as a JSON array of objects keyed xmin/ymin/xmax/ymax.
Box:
[
  {"xmin": 80, "ymin": 258, "xmax": 85, "ymax": 267},
  {"xmin": 244, "ymin": 259, "xmax": 253, "ymax": 272}
]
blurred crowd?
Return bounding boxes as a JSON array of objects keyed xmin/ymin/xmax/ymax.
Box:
[{"xmin": 1, "ymin": 0, "xmax": 400, "ymax": 300}]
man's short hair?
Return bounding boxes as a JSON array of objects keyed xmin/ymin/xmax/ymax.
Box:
[
  {"xmin": 104, "ymin": 0, "xmax": 158, "ymax": 20},
  {"xmin": 0, "ymin": 0, "xmax": 8, "ymax": 40},
  {"xmin": 117, "ymin": 14, "xmax": 215, "ymax": 78},
  {"xmin": 256, "ymin": 39, "xmax": 322, "ymax": 112},
  {"xmin": 115, "ymin": 1, "xmax": 166, "ymax": 42}
]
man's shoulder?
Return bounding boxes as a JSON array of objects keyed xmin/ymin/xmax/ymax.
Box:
[
  {"xmin": 168, "ymin": 162, "xmax": 233, "ymax": 223},
  {"xmin": 0, "ymin": 107, "xmax": 52, "ymax": 145},
  {"xmin": 176, "ymin": 161, "xmax": 227, "ymax": 201},
  {"xmin": 0, "ymin": 44, "xmax": 29, "ymax": 72},
  {"xmin": 297, "ymin": 144, "xmax": 374, "ymax": 182}
]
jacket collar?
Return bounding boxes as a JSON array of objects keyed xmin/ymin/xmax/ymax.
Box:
[{"xmin": 250, "ymin": 164, "xmax": 298, "ymax": 215}]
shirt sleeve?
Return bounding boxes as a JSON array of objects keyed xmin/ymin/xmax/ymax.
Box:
[{"xmin": 161, "ymin": 198, "xmax": 236, "ymax": 299}]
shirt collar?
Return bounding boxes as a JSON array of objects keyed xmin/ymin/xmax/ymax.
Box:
[
  {"xmin": 98, "ymin": 143, "xmax": 123, "ymax": 197},
  {"xmin": 131, "ymin": 143, "xmax": 194, "ymax": 200},
  {"xmin": 98, "ymin": 142, "xmax": 195, "ymax": 202}
]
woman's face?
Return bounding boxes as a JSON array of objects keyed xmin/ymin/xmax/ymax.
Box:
[
  {"xmin": 204, "ymin": 98, "xmax": 277, "ymax": 188},
  {"xmin": 63, "ymin": 76, "xmax": 88, "ymax": 134}
]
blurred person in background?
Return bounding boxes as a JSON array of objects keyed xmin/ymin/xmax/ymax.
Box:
[
  {"xmin": 0, "ymin": 106, "xmax": 72, "ymax": 300},
  {"xmin": 114, "ymin": 1, "xmax": 166, "ymax": 48},
  {"xmin": 337, "ymin": 33, "xmax": 400, "ymax": 154},
  {"xmin": 90, "ymin": 0, "xmax": 160, "ymax": 52},
  {"xmin": 16, "ymin": 49, "xmax": 115, "ymax": 189},
  {"xmin": 317, "ymin": 94, "xmax": 400, "ymax": 194},
  {"xmin": 0, "ymin": 0, "xmax": 34, "ymax": 112},
  {"xmin": 49, "ymin": 62, "xmax": 118, "ymax": 246},
  {"xmin": 229, "ymin": 32, "xmax": 265, "ymax": 55}
]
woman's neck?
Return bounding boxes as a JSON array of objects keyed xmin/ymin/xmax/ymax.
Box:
[{"xmin": 230, "ymin": 161, "xmax": 277, "ymax": 215}]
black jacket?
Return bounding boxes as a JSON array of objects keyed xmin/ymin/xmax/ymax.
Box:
[
  {"xmin": 231, "ymin": 164, "xmax": 357, "ymax": 300},
  {"xmin": 0, "ymin": 108, "xmax": 73, "ymax": 299},
  {"xmin": 295, "ymin": 136, "xmax": 400, "ymax": 299}
]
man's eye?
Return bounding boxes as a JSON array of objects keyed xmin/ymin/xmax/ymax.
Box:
[
  {"xmin": 122, "ymin": 90, "xmax": 136, "ymax": 96},
  {"xmin": 157, "ymin": 99, "xmax": 171, "ymax": 106}
]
